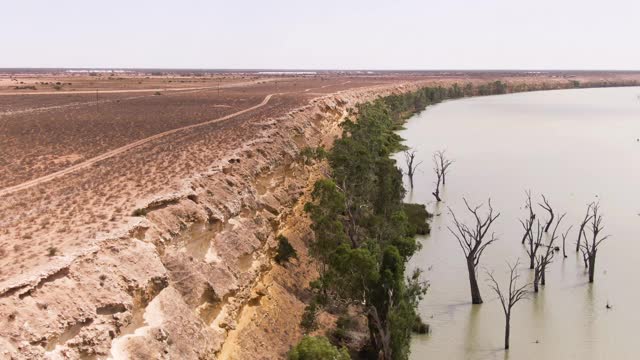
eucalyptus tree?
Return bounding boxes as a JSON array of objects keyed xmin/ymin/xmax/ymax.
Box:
[
  {"xmin": 538, "ymin": 195, "xmax": 554, "ymax": 233},
  {"xmin": 487, "ymin": 260, "xmax": 529, "ymax": 350},
  {"xmin": 403, "ymin": 149, "xmax": 422, "ymax": 189},
  {"xmin": 579, "ymin": 202, "xmax": 610, "ymax": 283},
  {"xmin": 431, "ymin": 150, "xmax": 453, "ymax": 202},
  {"xmin": 448, "ymin": 198, "xmax": 500, "ymax": 304},
  {"xmin": 576, "ymin": 203, "xmax": 594, "ymax": 252}
]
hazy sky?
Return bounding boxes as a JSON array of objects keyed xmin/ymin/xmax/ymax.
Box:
[{"xmin": 2, "ymin": 0, "xmax": 639, "ymax": 70}]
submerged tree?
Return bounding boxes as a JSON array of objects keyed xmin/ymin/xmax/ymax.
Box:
[
  {"xmin": 533, "ymin": 214, "xmax": 565, "ymax": 291},
  {"xmin": 576, "ymin": 203, "xmax": 594, "ymax": 252},
  {"xmin": 448, "ymin": 198, "xmax": 500, "ymax": 304},
  {"xmin": 431, "ymin": 150, "xmax": 453, "ymax": 202},
  {"xmin": 525, "ymin": 220, "xmax": 543, "ymax": 270},
  {"xmin": 561, "ymin": 226, "xmax": 572, "ymax": 258},
  {"xmin": 538, "ymin": 195, "xmax": 554, "ymax": 233},
  {"xmin": 487, "ymin": 260, "xmax": 529, "ymax": 350},
  {"xmin": 434, "ymin": 150, "xmax": 453, "ymax": 185},
  {"xmin": 519, "ymin": 190, "xmax": 536, "ymax": 245},
  {"xmin": 403, "ymin": 149, "xmax": 422, "ymax": 189},
  {"xmin": 431, "ymin": 161, "xmax": 443, "ymax": 202},
  {"xmin": 580, "ymin": 203, "xmax": 610, "ymax": 283}
]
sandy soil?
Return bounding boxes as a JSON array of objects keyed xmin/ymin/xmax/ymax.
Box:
[{"xmin": 1, "ymin": 70, "xmax": 639, "ymax": 359}]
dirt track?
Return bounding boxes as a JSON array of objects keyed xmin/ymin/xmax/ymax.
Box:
[
  {"xmin": 0, "ymin": 78, "xmax": 272, "ymax": 96},
  {"xmin": 0, "ymin": 93, "xmax": 275, "ymax": 197}
]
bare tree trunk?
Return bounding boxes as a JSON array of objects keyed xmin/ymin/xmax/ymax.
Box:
[
  {"xmin": 529, "ymin": 248, "xmax": 535, "ymax": 269},
  {"xmin": 404, "ymin": 150, "xmax": 422, "ymax": 190},
  {"xmin": 581, "ymin": 248, "xmax": 589, "ymax": 268},
  {"xmin": 588, "ymin": 252, "xmax": 596, "ymax": 283},
  {"xmin": 541, "ymin": 264, "xmax": 546, "ymax": 286},
  {"xmin": 432, "ymin": 167, "xmax": 442, "ymax": 202},
  {"xmin": 533, "ymin": 270, "xmax": 540, "ymax": 292},
  {"xmin": 579, "ymin": 203, "xmax": 608, "ymax": 283},
  {"xmin": 467, "ymin": 258, "xmax": 483, "ymax": 304},
  {"xmin": 434, "ymin": 150, "xmax": 453, "ymax": 186},
  {"xmin": 539, "ymin": 195, "xmax": 554, "ymax": 233},
  {"xmin": 576, "ymin": 224, "xmax": 585, "ymax": 252},
  {"xmin": 449, "ymin": 199, "xmax": 498, "ymax": 305},
  {"xmin": 520, "ymin": 191, "xmax": 535, "ymax": 244},
  {"xmin": 368, "ymin": 307, "xmax": 392, "ymax": 360},
  {"xmin": 505, "ymin": 316, "xmax": 511, "ymax": 350},
  {"xmin": 486, "ymin": 260, "xmax": 529, "ymax": 351},
  {"xmin": 576, "ymin": 203, "xmax": 593, "ymax": 252}
]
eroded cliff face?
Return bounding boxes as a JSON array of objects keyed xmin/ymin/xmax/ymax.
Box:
[{"xmin": 0, "ymin": 82, "xmax": 428, "ymax": 359}]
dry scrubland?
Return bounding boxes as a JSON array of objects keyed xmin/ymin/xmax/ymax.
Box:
[{"xmin": 0, "ymin": 70, "xmax": 639, "ymax": 359}]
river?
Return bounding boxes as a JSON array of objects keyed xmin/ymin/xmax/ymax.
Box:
[{"xmin": 396, "ymin": 87, "xmax": 640, "ymax": 360}]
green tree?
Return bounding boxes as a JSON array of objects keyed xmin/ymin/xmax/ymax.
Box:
[
  {"xmin": 288, "ymin": 336, "xmax": 350, "ymax": 360},
  {"xmin": 275, "ymin": 235, "xmax": 297, "ymax": 264}
]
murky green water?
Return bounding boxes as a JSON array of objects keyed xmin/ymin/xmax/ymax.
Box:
[{"xmin": 396, "ymin": 87, "xmax": 640, "ymax": 360}]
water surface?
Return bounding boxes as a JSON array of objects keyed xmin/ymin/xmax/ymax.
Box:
[{"xmin": 396, "ymin": 87, "xmax": 640, "ymax": 360}]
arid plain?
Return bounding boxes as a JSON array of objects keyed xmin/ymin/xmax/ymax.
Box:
[{"xmin": 1, "ymin": 70, "xmax": 639, "ymax": 359}]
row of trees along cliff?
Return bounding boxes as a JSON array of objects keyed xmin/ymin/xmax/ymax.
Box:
[{"xmin": 277, "ymin": 79, "xmax": 626, "ymax": 360}]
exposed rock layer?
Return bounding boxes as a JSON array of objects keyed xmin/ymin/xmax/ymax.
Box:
[{"xmin": 0, "ymin": 81, "xmax": 428, "ymax": 359}]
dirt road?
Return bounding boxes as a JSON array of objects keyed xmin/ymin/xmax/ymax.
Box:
[
  {"xmin": 0, "ymin": 78, "xmax": 273, "ymax": 96},
  {"xmin": 0, "ymin": 93, "xmax": 276, "ymax": 197}
]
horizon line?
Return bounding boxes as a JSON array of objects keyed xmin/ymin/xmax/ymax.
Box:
[{"xmin": 2, "ymin": 67, "xmax": 640, "ymax": 73}]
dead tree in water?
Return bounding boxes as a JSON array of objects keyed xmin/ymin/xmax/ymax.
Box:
[
  {"xmin": 561, "ymin": 226, "xmax": 572, "ymax": 258},
  {"xmin": 576, "ymin": 203, "xmax": 594, "ymax": 252},
  {"xmin": 403, "ymin": 149, "xmax": 422, "ymax": 189},
  {"xmin": 448, "ymin": 198, "xmax": 500, "ymax": 304},
  {"xmin": 487, "ymin": 260, "xmax": 529, "ymax": 350},
  {"xmin": 525, "ymin": 220, "xmax": 543, "ymax": 270},
  {"xmin": 433, "ymin": 150, "xmax": 454, "ymax": 185},
  {"xmin": 519, "ymin": 191, "xmax": 536, "ymax": 244},
  {"xmin": 538, "ymin": 195, "xmax": 554, "ymax": 232},
  {"xmin": 431, "ymin": 150, "xmax": 453, "ymax": 201},
  {"xmin": 580, "ymin": 203, "xmax": 610, "ymax": 283},
  {"xmin": 534, "ymin": 214, "xmax": 565, "ymax": 291}
]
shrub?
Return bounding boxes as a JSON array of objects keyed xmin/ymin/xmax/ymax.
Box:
[
  {"xmin": 47, "ymin": 247, "xmax": 58, "ymax": 257},
  {"xmin": 154, "ymin": 91, "xmax": 162, "ymax": 96},
  {"xmin": 275, "ymin": 235, "xmax": 297, "ymax": 264},
  {"xmin": 288, "ymin": 336, "xmax": 350, "ymax": 360},
  {"xmin": 300, "ymin": 302, "xmax": 318, "ymax": 333},
  {"xmin": 298, "ymin": 146, "xmax": 328, "ymax": 165},
  {"xmin": 412, "ymin": 314, "xmax": 429, "ymax": 334},
  {"xmin": 403, "ymin": 203, "xmax": 432, "ymax": 235},
  {"xmin": 331, "ymin": 315, "xmax": 355, "ymax": 343},
  {"xmin": 132, "ymin": 208, "xmax": 148, "ymax": 217}
]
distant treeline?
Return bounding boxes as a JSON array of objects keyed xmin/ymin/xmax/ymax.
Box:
[{"xmin": 384, "ymin": 78, "xmax": 640, "ymax": 122}]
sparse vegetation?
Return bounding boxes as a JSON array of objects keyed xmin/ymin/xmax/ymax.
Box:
[
  {"xmin": 403, "ymin": 203, "xmax": 431, "ymax": 235},
  {"xmin": 288, "ymin": 336, "xmax": 350, "ymax": 360},
  {"xmin": 298, "ymin": 146, "xmax": 327, "ymax": 165},
  {"xmin": 132, "ymin": 208, "xmax": 148, "ymax": 217},
  {"xmin": 47, "ymin": 246, "xmax": 58, "ymax": 257},
  {"xmin": 412, "ymin": 315, "xmax": 429, "ymax": 334},
  {"xmin": 300, "ymin": 302, "xmax": 319, "ymax": 333},
  {"xmin": 275, "ymin": 235, "xmax": 297, "ymax": 264}
]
